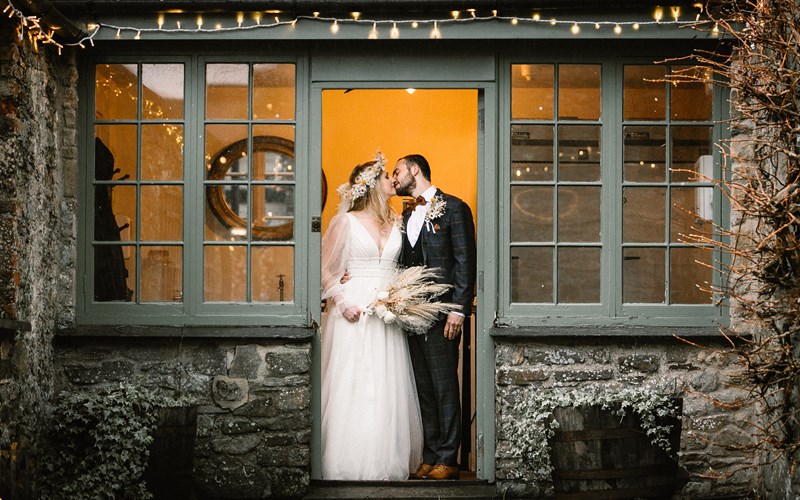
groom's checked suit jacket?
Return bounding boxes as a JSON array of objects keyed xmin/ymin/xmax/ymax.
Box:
[{"xmin": 400, "ymin": 189, "xmax": 476, "ymax": 319}]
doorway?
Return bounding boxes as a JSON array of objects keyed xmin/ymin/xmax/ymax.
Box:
[{"xmin": 316, "ymin": 88, "xmax": 480, "ymax": 478}]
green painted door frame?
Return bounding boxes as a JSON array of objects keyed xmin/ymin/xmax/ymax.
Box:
[{"xmin": 306, "ymin": 50, "xmax": 498, "ymax": 481}]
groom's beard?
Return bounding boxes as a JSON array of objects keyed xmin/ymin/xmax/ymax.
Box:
[{"xmin": 394, "ymin": 173, "xmax": 416, "ymax": 197}]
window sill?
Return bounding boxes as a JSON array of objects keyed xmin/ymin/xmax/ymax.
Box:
[
  {"xmin": 57, "ymin": 325, "xmax": 314, "ymax": 340},
  {"xmin": 0, "ymin": 318, "xmax": 32, "ymax": 333},
  {"xmin": 490, "ymin": 325, "xmax": 722, "ymax": 338}
]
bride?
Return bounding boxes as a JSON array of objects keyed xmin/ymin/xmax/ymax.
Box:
[{"xmin": 320, "ymin": 153, "xmax": 423, "ymax": 480}]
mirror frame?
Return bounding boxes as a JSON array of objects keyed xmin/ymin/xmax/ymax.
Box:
[{"xmin": 206, "ymin": 136, "xmax": 326, "ymax": 240}]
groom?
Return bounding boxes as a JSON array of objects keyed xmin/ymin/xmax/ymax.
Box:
[{"xmin": 392, "ymin": 154, "xmax": 477, "ymax": 481}]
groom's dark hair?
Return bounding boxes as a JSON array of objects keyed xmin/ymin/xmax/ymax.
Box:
[{"xmin": 400, "ymin": 154, "xmax": 431, "ymax": 181}]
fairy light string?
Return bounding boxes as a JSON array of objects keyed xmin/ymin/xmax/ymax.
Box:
[{"xmin": 4, "ymin": 0, "xmax": 715, "ymax": 53}]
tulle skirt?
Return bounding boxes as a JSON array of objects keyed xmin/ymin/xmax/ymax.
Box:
[{"xmin": 321, "ymin": 278, "xmax": 423, "ymax": 480}]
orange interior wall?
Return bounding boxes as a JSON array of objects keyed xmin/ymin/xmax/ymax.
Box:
[{"xmin": 321, "ymin": 89, "xmax": 478, "ymax": 231}]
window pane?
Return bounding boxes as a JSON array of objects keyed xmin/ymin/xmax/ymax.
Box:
[
  {"xmin": 623, "ymin": 187, "xmax": 665, "ymax": 243},
  {"xmin": 142, "ymin": 64, "xmax": 184, "ymax": 120},
  {"xmin": 95, "ymin": 185, "xmax": 135, "ymax": 241},
  {"xmin": 94, "ymin": 245, "xmax": 134, "ymax": 302},
  {"xmin": 670, "ymin": 247, "xmax": 713, "ymax": 304},
  {"xmin": 670, "ymin": 66, "xmax": 712, "ymax": 121},
  {"xmin": 141, "ymin": 185, "xmax": 183, "ymax": 241},
  {"xmin": 252, "ymin": 186, "xmax": 294, "ymax": 241},
  {"xmin": 95, "ymin": 63, "xmax": 138, "ymax": 120},
  {"xmin": 251, "ymin": 131, "xmax": 295, "ymax": 182},
  {"xmin": 623, "ymin": 248, "xmax": 665, "ymax": 303},
  {"xmin": 559, "ymin": 64, "xmax": 600, "ymax": 120},
  {"xmin": 511, "ymin": 186, "xmax": 553, "ymax": 242},
  {"xmin": 204, "ymin": 245, "xmax": 246, "ymax": 302},
  {"xmin": 511, "ymin": 64, "xmax": 554, "ymax": 120},
  {"xmin": 511, "ymin": 247, "xmax": 552, "ymax": 302},
  {"xmin": 558, "ymin": 125, "xmax": 600, "ymax": 182},
  {"xmin": 252, "ymin": 246, "xmax": 294, "ymax": 302},
  {"xmin": 511, "ymin": 125, "xmax": 554, "ymax": 181},
  {"xmin": 206, "ymin": 124, "xmax": 249, "ymax": 179},
  {"xmin": 141, "ymin": 246, "xmax": 182, "ymax": 302},
  {"xmin": 671, "ymin": 187, "xmax": 714, "ymax": 242},
  {"xmin": 558, "ymin": 186, "xmax": 600, "ymax": 242},
  {"xmin": 558, "ymin": 247, "xmax": 600, "ymax": 303},
  {"xmin": 670, "ymin": 126, "xmax": 712, "ymax": 182},
  {"xmin": 142, "ymin": 124, "xmax": 183, "ymax": 180},
  {"xmin": 206, "ymin": 64, "xmax": 248, "ymax": 120},
  {"xmin": 95, "ymin": 125, "xmax": 137, "ymax": 181},
  {"xmin": 623, "ymin": 126, "xmax": 666, "ymax": 182},
  {"xmin": 205, "ymin": 185, "xmax": 248, "ymax": 242},
  {"xmin": 624, "ymin": 65, "xmax": 666, "ymax": 121},
  {"xmin": 253, "ymin": 64, "xmax": 295, "ymax": 120}
]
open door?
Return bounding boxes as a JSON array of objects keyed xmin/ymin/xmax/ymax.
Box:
[{"xmin": 318, "ymin": 88, "xmax": 480, "ymax": 478}]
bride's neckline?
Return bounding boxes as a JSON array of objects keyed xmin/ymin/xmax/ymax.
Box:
[{"xmin": 347, "ymin": 213, "xmax": 393, "ymax": 258}]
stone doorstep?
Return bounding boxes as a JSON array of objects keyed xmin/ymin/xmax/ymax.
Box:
[{"xmin": 304, "ymin": 479, "xmax": 498, "ymax": 499}]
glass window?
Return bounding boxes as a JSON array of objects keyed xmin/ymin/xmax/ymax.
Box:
[
  {"xmin": 508, "ymin": 59, "xmax": 720, "ymax": 323},
  {"xmin": 87, "ymin": 58, "xmax": 299, "ymax": 323},
  {"xmin": 622, "ymin": 64, "xmax": 715, "ymax": 305},
  {"xmin": 510, "ymin": 64, "xmax": 602, "ymax": 305},
  {"xmin": 93, "ymin": 63, "xmax": 184, "ymax": 303},
  {"xmin": 203, "ymin": 63, "xmax": 296, "ymax": 303}
]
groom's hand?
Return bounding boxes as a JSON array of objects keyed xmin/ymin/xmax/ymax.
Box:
[{"xmin": 444, "ymin": 312, "xmax": 464, "ymax": 340}]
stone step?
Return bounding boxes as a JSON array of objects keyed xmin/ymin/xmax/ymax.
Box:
[{"xmin": 304, "ymin": 479, "xmax": 498, "ymax": 499}]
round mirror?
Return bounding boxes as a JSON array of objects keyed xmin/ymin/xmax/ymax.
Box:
[{"xmin": 206, "ymin": 136, "xmax": 326, "ymax": 240}]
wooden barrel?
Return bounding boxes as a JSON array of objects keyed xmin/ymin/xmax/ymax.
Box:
[
  {"xmin": 144, "ymin": 406, "xmax": 198, "ymax": 499},
  {"xmin": 550, "ymin": 400, "xmax": 682, "ymax": 499}
]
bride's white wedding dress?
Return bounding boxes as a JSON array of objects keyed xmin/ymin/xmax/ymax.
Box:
[{"xmin": 320, "ymin": 213, "xmax": 423, "ymax": 480}]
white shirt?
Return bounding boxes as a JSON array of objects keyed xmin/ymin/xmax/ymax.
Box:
[{"xmin": 407, "ymin": 186, "xmax": 437, "ymax": 247}]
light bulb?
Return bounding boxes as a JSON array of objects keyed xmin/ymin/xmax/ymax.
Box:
[
  {"xmin": 390, "ymin": 23, "xmax": 399, "ymax": 39},
  {"xmin": 614, "ymin": 24, "xmax": 622, "ymax": 34},
  {"xmin": 331, "ymin": 20, "xmax": 339, "ymax": 34},
  {"xmin": 532, "ymin": 13, "xmax": 540, "ymax": 21},
  {"xmin": 236, "ymin": 12, "xmax": 244, "ymax": 26},
  {"xmin": 430, "ymin": 21, "xmax": 441, "ymax": 38},
  {"xmin": 451, "ymin": 11, "xmax": 459, "ymax": 19},
  {"xmin": 571, "ymin": 23, "xmax": 580, "ymax": 35},
  {"xmin": 654, "ymin": 7, "xmax": 664, "ymax": 22},
  {"xmin": 157, "ymin": 14, "xmax": 164, "ymax": 29},
  {"xmin": 368, "ymin": 22, "xmax": 378, "ymax": 39}
]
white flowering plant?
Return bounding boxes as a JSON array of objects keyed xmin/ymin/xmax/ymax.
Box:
[
  {"xmin": 504, "ymin": 385, "xmax": 681, "ymax": 481},
  {"xmin": 365, "ymin": 266, "xmax": 459, "ymax": 335}
]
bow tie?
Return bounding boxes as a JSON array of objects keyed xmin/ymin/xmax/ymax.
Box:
[{"xmin": 413, "ymin": 196, "xmax": 427, "ymax": 207}]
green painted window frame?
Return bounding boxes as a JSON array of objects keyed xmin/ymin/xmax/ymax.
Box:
[
  {"xmin": 76, "ymin": 51, "xmax": 311, "ymax": 327},
  {"xmin": 499, "ymin": 55, "xmax": 728, "ymax": 328}
]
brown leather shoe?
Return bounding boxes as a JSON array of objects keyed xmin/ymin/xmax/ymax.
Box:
[
  {"xmin": 425, "ymin": 464, "xmax": 459, "ymax": 480},
  {"xmin": 410, "ymin": 463, "xmax": 434, "ymax": 479}
]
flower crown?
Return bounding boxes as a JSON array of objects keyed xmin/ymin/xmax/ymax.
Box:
[{"xmin": 336, "ymin": 150, "xmax": 386, "ymax": 208}]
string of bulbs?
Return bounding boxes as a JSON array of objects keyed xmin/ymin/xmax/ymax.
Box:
[{"xmin": 5, "ymin": 0, "xmax": 717, "ymax": 54}]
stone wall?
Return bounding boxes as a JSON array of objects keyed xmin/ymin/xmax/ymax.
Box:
[
  {"xmin": 494, "ymin": 336, "xmax": 758, "ymax": 498},
  {"xmin": 0, "ymin": 19, "xmax": 78, "ymax": 498},
  {"xmin": 53, "ymin": 336, "xmax": 312, "ymax": 498}
]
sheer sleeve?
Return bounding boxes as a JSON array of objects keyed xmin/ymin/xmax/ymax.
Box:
[{"xmin": 321, "ymin": 213, "xmax": 353, "ymax": 312}]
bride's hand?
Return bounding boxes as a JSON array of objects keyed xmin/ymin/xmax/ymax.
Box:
[{"xmin": 343, "ymin": 305, "xmax": 362, "ymax": 322}]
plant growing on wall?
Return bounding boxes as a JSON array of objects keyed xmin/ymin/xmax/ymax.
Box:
[
  {"xmin": 38, "ymin": 383, "xmax": 187, "ymax": 499},
  {"xmin": 673, "ymin": 0, "xmax": 800, "ymax": 482},
  {"xmin": 504, "ymin": 385, "xmax": 681, "ymax": 481}
]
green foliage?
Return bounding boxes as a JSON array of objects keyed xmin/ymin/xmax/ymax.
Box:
[
  {"xmin": 505, "ymin": 385, "xmax": 681, "ymax": 481},
  {"xmin": 39, "ymin": 384, "xmax": 184, "ymax": 500}
]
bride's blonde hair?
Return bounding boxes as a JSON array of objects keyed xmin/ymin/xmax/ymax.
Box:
[{"xmin": 348, "ymin": 160, "xmax": 395, "ymax": 226}]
